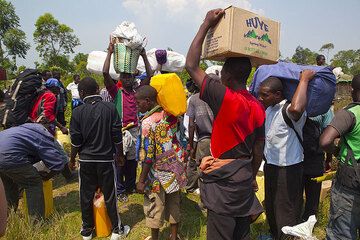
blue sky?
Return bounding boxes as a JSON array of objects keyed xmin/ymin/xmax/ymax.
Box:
[{"xmin": 10, "ymin": 0, "xmax": 360, "ymax": 67}]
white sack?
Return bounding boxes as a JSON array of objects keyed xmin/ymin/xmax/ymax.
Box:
[
  {"xmin": 86, "ymin": 51, "xmax": 120, "ymax": 80},
  {"xmin": 137, "ymin": 48, "xmax": 185, "ymax": 73}
]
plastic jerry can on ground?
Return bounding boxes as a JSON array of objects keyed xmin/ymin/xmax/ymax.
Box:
[
  {"xmin": 23, "ymin": 180, "xmax": 53, "ymax": 218},
  {"xmin": 93, "ymin": 190, "xmax": 112, "ymax": 237}
]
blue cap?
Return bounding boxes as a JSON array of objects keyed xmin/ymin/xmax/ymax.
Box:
[{"xmin": 45, "ymin": 78, "xmax": 61, "ymax": 88}]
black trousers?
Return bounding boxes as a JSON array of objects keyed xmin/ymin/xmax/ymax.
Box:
[
  {"xmin": 264, "ymin": 163, "xmax": 303, "ymax": 240},
  {"xmin": 0, "ymin": 164, "xmax": 44, "ymax": 220},
  {"xmin": 79, "ymin": 161, "xmax": 121, "ymax": 236},
  {"xmin": 116, "ymin": 160, "xmax": 137, "ymax": 195},
  {"xmin": 207, "ymin": 209, "xmax": 250, "ymax": 240},
  {"xmin": 301, "ymin": 174, "xmax": 322, "ymax": 221}
]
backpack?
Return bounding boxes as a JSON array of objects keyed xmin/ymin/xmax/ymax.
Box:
[
  {"xmin": 282, "ymin": 102, "xmax": 324, "ymax": 173},
  {"xmin": 0, "ymin": 69, "xmax": 43, "ymax": 128}
]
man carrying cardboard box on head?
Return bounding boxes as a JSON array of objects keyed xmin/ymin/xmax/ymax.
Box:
[{"xmin": 186, "ymin": 9, "xmax": 266, "ymax": 240}]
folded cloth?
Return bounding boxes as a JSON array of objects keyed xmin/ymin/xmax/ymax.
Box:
[
  {"xmin": 199, "ymin": 156, "xmax": 235, "ymax": 174},
  {"xmin": 122, "ymin": 129, "xmax": 137, "ymax": 155}
]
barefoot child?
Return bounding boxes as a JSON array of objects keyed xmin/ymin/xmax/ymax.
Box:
[{"xmin": 135, "ymin": 85, "xmax": 186, "ymax": 240}]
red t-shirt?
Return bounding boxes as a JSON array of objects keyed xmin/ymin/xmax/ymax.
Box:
[{"xmin": 200, "ymin": 75, "xmax": 265, "ymax": 159}]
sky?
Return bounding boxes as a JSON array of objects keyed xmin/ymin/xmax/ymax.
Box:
[{"xmin": 10, "ymin": 0, "xmax": 360, "ymax": 68}]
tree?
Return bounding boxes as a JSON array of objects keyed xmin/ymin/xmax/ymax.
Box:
[
  {"xmin": 0, "ymin": 0, "xmax": 30, "ymax": 69},
  {"xmin": 73, "ymin": 52, "xmax": 88, "ymax": 66},
  {"xmin": 331, "ymin": 49, "xmax": 360, "ymax": 75},
  {"xmin": 319, "ymin": 43, "xmax": 334, "ymax": 63},
  {"xmin": 72, "ymin": 52, "xmax": 89, "ymax": 76},
  {"xmin": 33, "ymin": 13, "xmax": 80, "ymax": 67},
  {"xmin": 291, "ymin": 46, "xmax": 318, "ymax": 65}
]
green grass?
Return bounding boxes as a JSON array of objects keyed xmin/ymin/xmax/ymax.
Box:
[{"xmin": 1, "ymin": 174, "xmax": 331, "ymax": 240}]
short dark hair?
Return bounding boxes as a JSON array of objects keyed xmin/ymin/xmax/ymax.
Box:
[
  {"xmin": 135, "ymin": 85, "xmax": 157, "ymax": 102},
  {"xmin": 223, "ymin": 57, "xmax": 252, "ymax": 84},
  {"xmin": 316, "ymin": 55, "xmax": 325, "ymax": 62},
  {"xmin": 352, "ymin": 74, "xmax": 360, "ymax": 91},
  {"xmin": 260, "ymin": 77, "xmax": 284, "ymax": 93},
  {"xmin": 52, "ymin": 71, "xmax": 61, "ymax": 80},
  {"xmin": 78, "ymin": 77, "xmax": 99, "ymax": 96},
  {"xmin": 73, "ymin": 74, "xmax": 80, "ymax": 79},
  {"xmin": 42, "ymin": 70, "xmax": 51, "ymax": 77}
]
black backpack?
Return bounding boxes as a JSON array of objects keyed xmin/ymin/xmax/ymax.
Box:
[
  {"xmin": 282, "ymin": 102, "xmax": 324, "ymax": 173},
  {"xmin": 1, "ymin": 69, "xmax": 43, "ymax": 128}
]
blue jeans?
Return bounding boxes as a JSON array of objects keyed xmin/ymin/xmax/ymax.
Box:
[{"xmin": 326, "ymin": 179, "xmax": 360, "ymax": 240}]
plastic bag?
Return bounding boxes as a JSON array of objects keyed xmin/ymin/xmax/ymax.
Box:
[
  {"xmin": 111, "ymin": 21, "xmax": 144, "ymax": 49},
  {"xmin": 137, "ymin": 48, "xmax": 185, "ymax": 73},
  {"xmin": 113, "ymin": 42, "xmax": 141, "ymax": 74},
  {"xmin": 86, "ymin": 51, "xmax": 120, "ymax": 80},
  {"xmin": 205, "ymin": 65, "xmax": 222, "ymax": 78},
  {"xmin": 249, "ymin": 62, "xmax": 336, "ymax": 117},
  {"xmin": 150, "ymin": 73, "xmax": 187, "ymax": 116},
  {"xmin": 281, "ymin": 215, "xmax": 318, "ymax": 240}
]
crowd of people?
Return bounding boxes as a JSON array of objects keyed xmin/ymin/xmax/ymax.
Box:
[{"xmin": 0, "ymin": 8, "xmax": 359, "ymax": 240}]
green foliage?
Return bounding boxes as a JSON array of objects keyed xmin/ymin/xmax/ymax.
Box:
[
  {"xmin": 320, "ymin": 43, "xmax": 334, "ymax": 63},
  {"xmin": 291, "ymin": 46, "xmax": 318, "ymax": 65},
  {"xmin": 177, "ymin": 61, "xmax": 208, "ymax": 85},
  {"xmin": 33, "ymin": 13, "xmax": 80, "ymax": 68},
  {"xmin": 320, "ymin": 43, "xmax": 334, "ymax": 52},
  {"xmin": 247, "ymin": 67, "xmax": 256, "ymax": 86},
  {"xmin": 3, "ymin": 28, "xmax": 29, "ymax": 59},
  {"xmin": 0, "ymin": 0, "xmax": 30, "ymax": 73},
  {"xmin": 331, "ymin": 49, "xmax": 360, "ymax": 76},
  {"xmin": 72, "ymin": 53, "xmax": 88, "ymax": 65}
]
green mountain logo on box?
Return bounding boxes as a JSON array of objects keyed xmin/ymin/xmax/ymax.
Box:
[
  {"xmin": 244, "ymin": 30, "xmax": 272, "ymax": 44},
  {"xmin": 244, "ymin": 17, "xmax": 272, "ymax": 44}
]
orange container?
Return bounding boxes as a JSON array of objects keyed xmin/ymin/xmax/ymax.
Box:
[{"xmin": 93, "ymin": 191, "xmax": 112, "ymax": 237}]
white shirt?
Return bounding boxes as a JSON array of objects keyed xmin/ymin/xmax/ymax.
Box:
[
  {"xmin": 264, "ymin": 100, "xmax": 307, "ymax": 167},
  {"xmin": 66, "ymin": 82, "xmax": 80, "ymax": 99}
]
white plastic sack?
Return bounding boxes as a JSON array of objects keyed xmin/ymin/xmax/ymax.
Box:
[
  {"xmin": 281, "ymin": 215, "xmax": 318, "ymax": 240},
  {"xmin": 137, "ymin": 48, "xmax": 185, "ymax": 73},
  {"xmin": 205, "ymin": 65, "xmax": 222, "ymax": 78},
  {"xmin": 86, "ymin": 51, "xmax": 120, "ymax": 80},
  {"xmin": 332, "ymin": 67, "xmax": 344, "ymax": 80},
  {"xmin": 111, "ymin": 21, "xmax": 144, "ymax": 49}
]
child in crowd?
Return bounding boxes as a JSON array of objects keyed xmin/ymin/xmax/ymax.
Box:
[
  {"xmin": 103, "ymin": 39, "xmax": 153, "ymax": 202},
  {"xmin": 69, "ymin": 77, "xmax": 130, "ymax": 240},
  {"xmin": 135, "ymin": 85, "xmax": 186, "ymax": 240}
]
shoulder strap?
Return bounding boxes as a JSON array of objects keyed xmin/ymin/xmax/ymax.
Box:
[{"xmin": 282, "ymin": 101, "xmax": 304, "ymax": 148}]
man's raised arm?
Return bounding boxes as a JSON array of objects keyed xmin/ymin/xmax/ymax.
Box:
[
  {"xmin": 185, "ymin": 9, "xmax": 224, "ymax": 89},
  {"xmin": 103, "ymin": 39, "xmax": 116, "ymax": 89}
]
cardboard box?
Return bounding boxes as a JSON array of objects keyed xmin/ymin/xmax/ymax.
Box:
[{"xmin": 202, "ymin": 6, "xmax": 280, "ymax": 66}]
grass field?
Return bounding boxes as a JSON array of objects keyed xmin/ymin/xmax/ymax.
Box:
[{"xmin": 1, "ymin": 172, "xmax": 331, "ymax": 240}]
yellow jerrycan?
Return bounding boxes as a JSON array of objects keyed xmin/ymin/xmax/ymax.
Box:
[
  {"xmin": 23, "ymin": 180, "xmax": 54, "ymax": 218},
  {"xmin": 150, "ymin": 73, "xmax": 187, "ymax": 116},
  {"xmin": 93, "ymin": 190, "xmax": 112, "ymax": 237}
]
